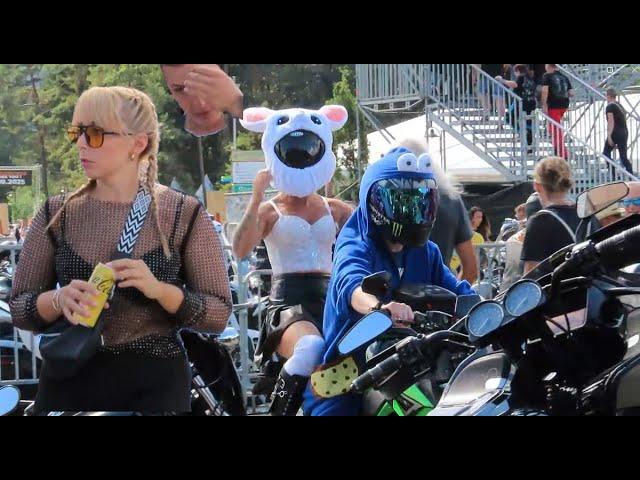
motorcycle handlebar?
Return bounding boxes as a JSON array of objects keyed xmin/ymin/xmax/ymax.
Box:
[
  {"xmin": 351, "ymin": 354, "xmax": 402, "ymax": 394},
  {"xmin": 596, "ymin": 225, "xmax": 640, "ymax": 271},
  {"xmin": 350, "ymin": 330, "xmax": 470, "ymax": 394}
]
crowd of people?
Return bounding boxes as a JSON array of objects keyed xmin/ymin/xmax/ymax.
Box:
[
  {"xmin": 476, "ymin": 63, "xmax": 574, "ymax": 157},
  {"xmin": 477, "ymin": 64, "xmax": 634, "ymax": 176}
]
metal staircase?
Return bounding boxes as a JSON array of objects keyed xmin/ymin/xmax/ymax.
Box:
[{"xmin": 356, "ymin": 64, "xmax": 638, "ymax": 195}]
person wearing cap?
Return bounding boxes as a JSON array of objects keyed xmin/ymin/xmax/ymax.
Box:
[
  {"xmin": 500, "ymin": 203, "xmax": 533, "ymax": 292},
  {"xmin": 525, "ymin": 192, "xmax": 543, "ymax": 219}
]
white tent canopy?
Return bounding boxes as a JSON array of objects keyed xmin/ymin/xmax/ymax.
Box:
[{"xmin": 365, "ymin": 115, "xmax": 506, "ymax": 183}]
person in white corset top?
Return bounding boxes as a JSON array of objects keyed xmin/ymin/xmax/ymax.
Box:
[{"xmin": 233, "ymin": 106, "xmax": 353, "ymax": 415}]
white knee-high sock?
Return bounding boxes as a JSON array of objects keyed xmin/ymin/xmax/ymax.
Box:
[{"xmin": 282, "ymin": 335, "xmax": 326, "ymax": 377}]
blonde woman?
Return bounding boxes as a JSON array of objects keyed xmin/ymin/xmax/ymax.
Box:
[
  {"xmin": 521, "ymin": 157, "xmax": 578, "ymax": 274},
  {"xmin": 10, "ymin": 87, "xmax": 232, "ymax": 414}
]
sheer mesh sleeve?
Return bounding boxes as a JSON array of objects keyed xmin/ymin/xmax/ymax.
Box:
[
  {"xmin": 9, "ymin": 197, "xmax": 62, "ymax": 332},
  {"xmin": 174, "ymin": 198, "xmax": 232, "ymax": 333}
]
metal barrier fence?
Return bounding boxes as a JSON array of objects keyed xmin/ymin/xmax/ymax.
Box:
[{"xmin": 1, "ymin": 244, "xmax": 40, "ymax": 387}]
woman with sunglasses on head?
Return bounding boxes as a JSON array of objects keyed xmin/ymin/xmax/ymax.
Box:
[{"xmin": 9, "ymin": 86, "xmax": 232, "ymax": 414}]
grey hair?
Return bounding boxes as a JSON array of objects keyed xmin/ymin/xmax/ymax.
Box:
[{"xmin": 393, "ymin": 136, "xmax": 463, "ymax": 198}]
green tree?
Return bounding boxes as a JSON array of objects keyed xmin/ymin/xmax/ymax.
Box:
[
  {"xmin": 8, "ymin": 186, "xmax": 43, "ymax": 222},
  {"xmin": 231, "ymin": 64, "xmax": 346, "ymax": 109},
  {"xmin": 0, "ymin": 64, "xmax": 354, "ymax": 209},
  {"xmin": 325, "ymin": 65, "xmax": 368, "ymax": 201}
]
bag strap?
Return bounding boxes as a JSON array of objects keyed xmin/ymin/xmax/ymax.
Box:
[
  {"xmin": 113, "ymin": 186, "xmax": 153, "ymax": 260},
  {"xmin": 97, "ymin": 187, "xmax": 152, "ymax": 318},
  {"xmin": 539, "ymin": 209, "xmax": 576, "ymax": 242}
]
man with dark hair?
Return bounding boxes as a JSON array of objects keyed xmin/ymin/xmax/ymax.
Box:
[
  {"xmin": 603, "ymin": 88, "xmax": 633, "ymax": 175},
  {"xmin": 498, "ymin": 64, "xmax": 537, "ymax": 148},
  {"xmin": 161, "ymin": 64, "xmax": 244, "ymax": 137},
  {"xmin": 526, "ymin": 64, "xmax": 546, "ymax": 85},
  {"xmin": 541, "ymin": 64, "xmax": 574, "ymax": 159}
]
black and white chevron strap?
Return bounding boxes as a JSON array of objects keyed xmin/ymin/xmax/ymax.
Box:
[{"xmin": 116, "ymin": 187, "xmax": 152, "ymax": 256}]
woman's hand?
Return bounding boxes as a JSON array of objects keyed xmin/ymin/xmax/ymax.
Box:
[
  {"xmin": 253, "ymin": 169, "xmax": 273, "ymax": 200},
  {"xmin": 108, "ymin": 259, "xmax": 164, "ymax": 300},
  {"xmin": 58, "ymin": 280, "xmax": 105, "ymax": 325},
  {"xmin": 381, "ymin": 302, "xmax": 415, "ymax": 328}
]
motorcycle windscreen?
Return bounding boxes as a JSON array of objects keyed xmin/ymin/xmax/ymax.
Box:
[{"xmin": 434, "ymin": 351, "xmax": 511, "ymax": 409}]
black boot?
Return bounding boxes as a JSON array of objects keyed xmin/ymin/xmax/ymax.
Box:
[{"xmin": 269, "ymin": 370, "xmax": 308, "ymax": 416}]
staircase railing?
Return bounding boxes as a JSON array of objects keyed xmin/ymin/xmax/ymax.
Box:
[
  {"xmin": 531, "ymin": 108, "xmax": 638, "ymax": 196},
  {"xmin": 355, "ymin": 64, "xmax": 639, "ymax": 191},
  {"xmin": 423, "ymin": 63, "xmax": 530, "ymax": 181},
  {"xmin": 557, "ymin": 65, "xmax": 640, "ymax": 174}
]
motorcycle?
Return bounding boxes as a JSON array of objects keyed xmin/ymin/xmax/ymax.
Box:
[
  {"xmin": 336, "ymin": 272, "xmax": 481, "ymax": 416},
  {"xmin": 178, "ymin": 329, "xmax": 246, "ymax": 416},
  {"xmin": 349, "ymin": 182, "xmax": 640, "ymax": 416}
]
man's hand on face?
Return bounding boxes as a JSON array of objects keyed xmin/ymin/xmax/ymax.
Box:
[
  {"xmin": 162, "ymin": 64, "xmax": 244, "ymax": 137},
  {"xmin": 184, "ymin": 65, "xmax": 243, "ymax": 118}
]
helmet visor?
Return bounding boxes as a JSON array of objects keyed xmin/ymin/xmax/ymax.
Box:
[{"xmin": 370, "ymin": 178, "xmax": 439, "ymax": 226}]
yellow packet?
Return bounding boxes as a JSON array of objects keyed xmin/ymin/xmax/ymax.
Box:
[{"xmin": 72, "ymin": 263, "xmax": 115, "ymax": 328}]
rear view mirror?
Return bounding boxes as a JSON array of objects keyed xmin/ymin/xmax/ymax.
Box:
[
  {"xmin": 361, "ymin": 272, "xmax": 392, "ymax": 298},
  {"xmin": 577, "ymin": 182, "xmax": 629, "ymax": 219},
  {"xmin": 338, "ymin": 311, "xmax": 393, "ymax": 355},
  {"xmin": 0, "ymin": 386, "xmax": 20, "ymax": 417}
]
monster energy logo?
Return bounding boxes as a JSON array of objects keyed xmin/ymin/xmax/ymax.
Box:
[{"xmin": 392, "ymin": 223, "xmax": 403, "ymax": 237}]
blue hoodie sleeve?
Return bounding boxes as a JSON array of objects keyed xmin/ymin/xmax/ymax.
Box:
[
  {"xmin": 428, "ymin": 243, "xmax": 476, "ymax": 296},
  {"xmin": 329, "ymin": 233, "xmax": 375, "ymax": 324},
  {"xmin": 304, "ymin": 389, "xmax": 362, "ymax": 417}
]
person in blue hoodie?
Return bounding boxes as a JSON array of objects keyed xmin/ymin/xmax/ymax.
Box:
[{"xmin": 304, "ymin": 146, "xmax": 476, "ymax": 416}]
